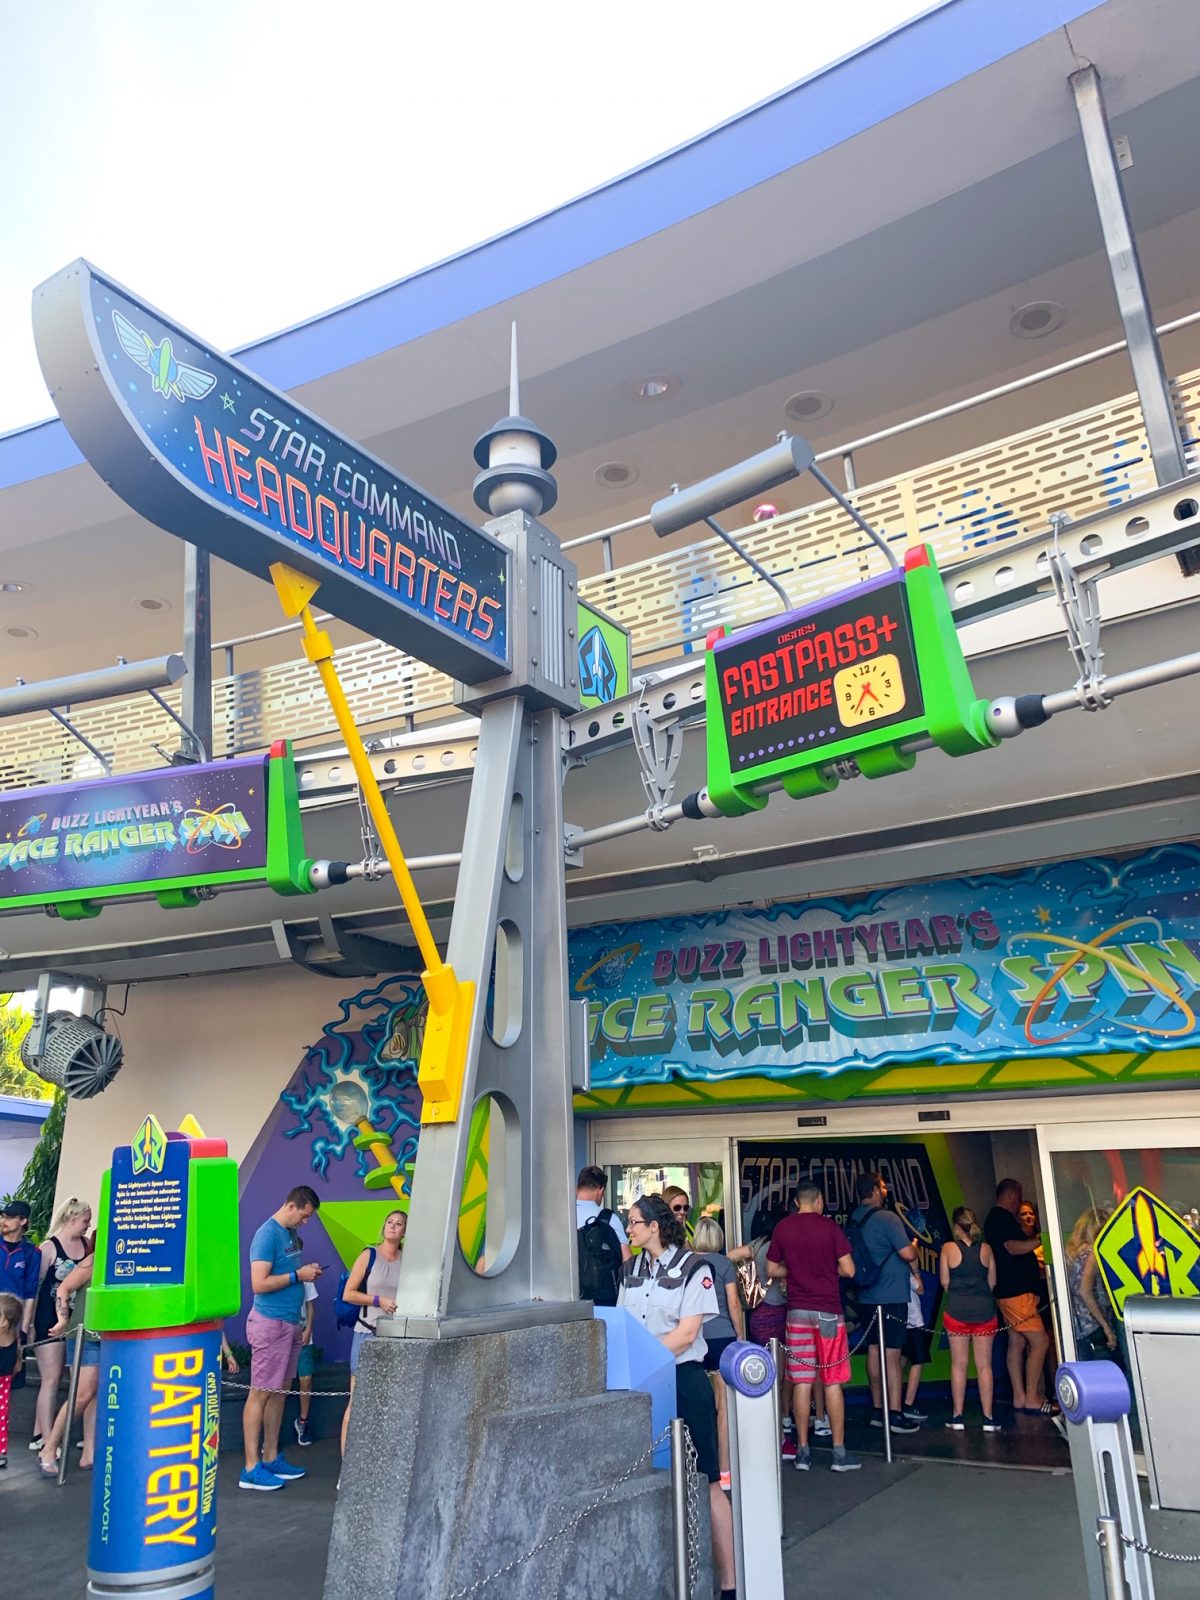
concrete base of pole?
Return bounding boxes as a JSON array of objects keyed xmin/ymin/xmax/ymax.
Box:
[{"xmin": 325, "ymin": 1318, "xmax": 710, "ymax": 1600}]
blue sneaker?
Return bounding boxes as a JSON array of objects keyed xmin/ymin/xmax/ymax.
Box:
[
  {"xmin": 262, "ymin": 1454, "xmax": 306, "ymax": 1481},
  {"xmin": 240, "ymin": 1463, "xmax": 285, "ymax": 1492},
  {"xmin": 831, "ymin": 1447, "xmax": 862, "ymax": 1473}
]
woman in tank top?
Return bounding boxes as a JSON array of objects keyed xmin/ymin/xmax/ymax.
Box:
[
  {"xmin": 939, "ymin": 1207, "xmax": 1000, "ymax": 1432},
  {"xmin": 339, "ymin": 1209, "xmax": 406, "ymax": 1455},
  {"xmin": 32, "ymin": 1198, "xmax": 92, "ymax": 1451}
]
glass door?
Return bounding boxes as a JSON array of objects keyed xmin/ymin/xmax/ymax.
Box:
[
  {"xmin": 1037, "ymin": 1116, "xmax": 1200, "ymax": 1421},
  {"xmin": 591, "ymin": 1132, "xmax": 733, "ymax": 1245}
]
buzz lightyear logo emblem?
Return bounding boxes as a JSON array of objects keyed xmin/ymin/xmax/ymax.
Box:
[{"xmin": 131, "ymin": 1112, "xmax": 168, "ymax": 1175}]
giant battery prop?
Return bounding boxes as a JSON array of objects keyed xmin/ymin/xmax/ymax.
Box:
[
  {"xmin": 87, "ymin": 1114, "xmax": 239, "ymax": 1600},
  {"xmin": 704, "ymin": 544, "xmax": 996, "ymax": 817}
]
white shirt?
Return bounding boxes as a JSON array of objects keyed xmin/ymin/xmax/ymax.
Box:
[
  {"xmin": 576, "ymin": 1199, "xmax": 629, "ymax": 1249},
  {"xmin": 618, "ymin": 1244, "xmax": 718, "ymax": 1364}
]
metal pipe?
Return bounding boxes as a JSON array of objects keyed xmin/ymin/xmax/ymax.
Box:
[
  {"xmin": 1042, "ymin": 650, "xmax": 1200, "ymax": 717},
  {"xmin": 808, "ymin": 464, "xmax": 898, "ymax": 571},
  {"xmin": 208, "ymin": 611, "xmax": 335, "ymax": 654},
  {"xmin": 561, "ymin": 512, "xmax": 653, "ymax": 552},
  {"xmin": 1071, "ymin": 65, "xmax": 1188, "ymax": 488},
  {"xmin": 46, "ymin": 707, "xmax": 111, "ymax": 775},
  {"xmin": 769, "ymin": 1335, "xmax": 784, "ymax": 1507},
  {"xmin": 557, "ymin": 313, "xmax": 1200, "ymax": 560},
  {"xmin": 0, "ymin": 655, "xmax": 186, "ymax": 718},
  {"xmin": 1095, "ymin": 1516, "xmax": 1127, "ymax": 1600},
  {"xmin": 58, "ymin": 1324, "xmax": 85, "ymax": 1484},
  {"xmin": 342, "ymin": 852, "xmax": 463, "ymax": 878},
  {"xmin": 181, "ymin": 545, "xmax": 213, "ymax": 764},
  {"xmin": 703, "ymin": 516, "xmax": 794, "ymax": 612},
  {"xmin": 842, "ymin": 451, "xmax": 858, "ymax": 491},
  {"xmin": 670, "ymin": 1416, "xmax": 690, "ymax": 1600},
  {"xmin": 811, "ymin": 316, "xmax": 1200, "ymax": 466},
  {"xmin": 877, "ymin": 1305, "xmax": 892, "ymax": 1464}
]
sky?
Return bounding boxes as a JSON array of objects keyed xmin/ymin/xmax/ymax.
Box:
[{"xmin": 1, "ymin": 0, "xmax": 933, "ymax": 437}]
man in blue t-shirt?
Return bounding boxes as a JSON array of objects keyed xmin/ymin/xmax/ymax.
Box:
[
  {"xmin": 0, "ymin": 1202, "xmax": 42, "ymax": 1345},
  {"xmin": 849, "ymin": 1172, "xmax": 919, "ymax": 1434},
  {"xmin": 241, "ymin": 1186, "xmax": 322, "ymax": 1492}
]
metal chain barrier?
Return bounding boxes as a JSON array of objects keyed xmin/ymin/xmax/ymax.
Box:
[
  {"xmin": 444, "ymin": 1422, "xmax": 677, "ymax": 1599},
  {"xmin": 222, "ymin": 1378, "xmax": 352, "ymax": 1397},
  {"xmin": 683, "ymin": 1425, "xmax": 700, "ymax": 1600},
  {"xmin": 1119, "ymin": 1531, "xmax": 1200, "ymax": 1565}
]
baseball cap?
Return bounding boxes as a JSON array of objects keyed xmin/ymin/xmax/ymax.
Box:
[{"xmin": 1, "ymin": 1200, "xmax": 32, "ymax": 1220}]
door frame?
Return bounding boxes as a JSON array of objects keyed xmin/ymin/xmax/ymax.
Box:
[{"xmin": 1035, "ymin": 1112, "xmax": 1200, "ymax": 1362}]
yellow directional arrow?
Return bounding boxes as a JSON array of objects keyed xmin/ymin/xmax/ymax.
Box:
[{"xmin": 270, "ymin": 563, "xmax": 474, "ymax": 1124}]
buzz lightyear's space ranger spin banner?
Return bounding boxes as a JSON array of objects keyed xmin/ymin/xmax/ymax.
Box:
[{"xmin": 569, "ymin": 845, "xmax": 1200, "ymax": 1087}]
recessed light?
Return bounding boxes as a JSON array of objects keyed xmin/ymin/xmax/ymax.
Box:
[
  {"xmin": 1009, "ymin": 301, "xmax": 1066, "ymax": 339},
  {"xmin": 630, "ymin": 376, "xmax": 679, "ymax": 400},
  {"xmin": 132, "ymin": 596, "xmax": 171, "ymax": 612},
  {"xmin": 3, "ymin": 624, "xmax": 38, "ymax": 640},
  {"xmin": 594, "ymin": 462, "xmax": 638, "ymax": 486},
  {"xmin": 784, "ymin": 390, "xmax": 833, "ymax": 422},
  {"xmin": 0, "ymin": 581, "xmax": 29, "ymax": 594}
]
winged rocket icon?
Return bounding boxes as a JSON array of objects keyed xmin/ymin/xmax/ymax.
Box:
[{"xmin": 112, "ymin": 309, "xmax": 217, "ymax": 403}]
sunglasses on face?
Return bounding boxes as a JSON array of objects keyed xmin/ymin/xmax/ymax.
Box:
[{"xmin": 671, "ymin": 1204, "xmax": 689, "ymax": 1215}]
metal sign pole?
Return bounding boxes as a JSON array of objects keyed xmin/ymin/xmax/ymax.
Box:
[{"xmin": 877, "ymin": 1305, "xmax": 893, "ymax": 1464}]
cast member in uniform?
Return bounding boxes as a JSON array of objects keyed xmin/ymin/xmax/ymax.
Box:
[{"xmin": 620, "ymin": 1195, "xmax": 736, "ymax": 1600}]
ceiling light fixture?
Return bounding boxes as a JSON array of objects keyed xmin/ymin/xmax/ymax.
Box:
[
  {"xmin": 0, "ymin": 581, "xmax": 28, "ymax": 593},
  {"xmin": 1009, "ymin": 300, "xmax": 1066, "ymax": 339},
  {"xmin": 631, "ymin": 375, "xmax": 678, "ymax": 400},
  {"xmin": 594, "ymin": 462, "xmax": 638, "ymax": 487},
  {"xmin": 132, "ymin": 596, "xmax": 171, "ymax": 612},
  {"xmin": 4, "ymin": 624, "xmax": 38, "ymax": 640},
  {"xmin": 784, "ymin": 390, "xmax": 833, "ymax": 422}
]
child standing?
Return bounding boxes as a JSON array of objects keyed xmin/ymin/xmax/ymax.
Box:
[
  {"xmin": 0, "ymin": 1291, "xmax": 22, "ymax": 1468},
  {"xmin": 294, "ymin": 1277, "xmax": 318, "ymax": 1446}
]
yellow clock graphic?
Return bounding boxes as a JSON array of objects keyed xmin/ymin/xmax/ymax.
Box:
[{"xmin": 834, "ymin": 653, "xmax": 906, "ymax": 726}]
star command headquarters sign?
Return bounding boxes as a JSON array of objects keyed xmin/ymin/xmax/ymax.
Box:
[
  {"xmin": 1095, "ymin": 1186, "xmax": 1200, "ymax": 1321},
  {"xmin": 33, "ymin": 261, "xmax": 510, "ymax": 683}
]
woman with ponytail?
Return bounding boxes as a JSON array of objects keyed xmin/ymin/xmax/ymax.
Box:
[{"xmin": 939, "ymin": 1206, "xmax": 1000, "ymax": 1432}]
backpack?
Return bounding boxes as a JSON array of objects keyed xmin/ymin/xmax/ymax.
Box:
[
  {"xmin": 578, "ymin": 1209, "xmax": 622, "ymax": 1306},
  {"xmin": 847, "ymin": 1210, "xmax": 886, "ymax": 1291},
  {"xmin": 735, "ymin": 1238, "xmax": 769, "ymax": 1310},
  {"xmin": 334, "ymin": 1246, "xmax": 376, "ymax": 1329}
]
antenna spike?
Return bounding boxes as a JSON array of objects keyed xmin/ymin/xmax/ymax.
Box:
[{"xmin": 508, "ymin": 322, "xmax": 520, "ymax": 417}]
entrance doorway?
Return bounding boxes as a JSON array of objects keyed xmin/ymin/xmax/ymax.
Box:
[
  {"xmin": 590, "ymin": 1089, "xmax": 1200, "ymax": 1467},
  {"xmin": 733, "ymin": 1128, "xmax": 1068, "ymax": 1469}
]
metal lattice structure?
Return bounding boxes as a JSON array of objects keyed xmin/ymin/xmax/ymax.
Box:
[{"xmin": 1, "ymin": 369, "xmax": 1197, "ymax": 791}]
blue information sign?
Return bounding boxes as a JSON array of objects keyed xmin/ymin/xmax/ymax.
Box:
[
  {"xmin": 90, "ymin": 1326, "xmax": 221, "ymax": 1590},
  {"xmin": 34, "ymin": 261, "xmax": 509, "ymax": 682},
  {"xmin": 105, "ymin": 1128, "xmax": 190, "ymax": 1288}
]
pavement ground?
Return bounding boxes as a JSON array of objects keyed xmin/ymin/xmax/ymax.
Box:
[{"xmin": 3, "ymin": 1380, "xmax": 1198, "ymax": 1598}]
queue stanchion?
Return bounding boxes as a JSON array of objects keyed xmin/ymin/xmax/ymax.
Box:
[
  {"xmin": 721, "ymin": 1341, "xmax": 785, "ymax": 1600},
  {"xmin": 1056, "ymin": 1361, "xmax": 1155, "ymax": 1600},
  {"xmin": 768, "ymin": 1334, "xmax": 784, "ymax": 1505},
  {"xmin": 85, "ymin": 1114, "xmax": 239, "ymax": 1600},
  {"xmin": 58, "ymin": 1324, "xmax": 86, "ymax": 1485},
  {"xmin": 876, "ymin": 1306, "xmax": 892, "ymax": 1464},
  {"xmin": 669, "ymin": 1417, "xmax": 689, "ymax": 1600}
]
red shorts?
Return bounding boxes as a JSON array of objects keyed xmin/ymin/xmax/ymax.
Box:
[
  {"xmin": 944, "ymin": 1312, "xmax": 999, "ymax": 1337},
  {"xmin": 785, "ymin": 1308, "xmax": 850, "ymax": 1385}
]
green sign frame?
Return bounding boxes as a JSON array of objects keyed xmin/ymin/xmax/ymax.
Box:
[{"xmin": 704, "ymin": 544, "xmax": 995, "ymax": 816}]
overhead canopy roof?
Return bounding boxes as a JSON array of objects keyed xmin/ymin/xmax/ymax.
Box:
[{"xmin": 5, "ymin": 0, "xmax": 1200, "ymax": 685}]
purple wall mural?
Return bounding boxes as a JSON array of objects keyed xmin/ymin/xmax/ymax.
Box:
[{"xmin": 233, "ymin": 975, "xmax": 427, "ymax": 1362}]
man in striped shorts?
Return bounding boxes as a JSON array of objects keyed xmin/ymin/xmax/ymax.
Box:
[{"xmin": 767, "ymin": 1184, "xmax": 862, "ymax": 1472}]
